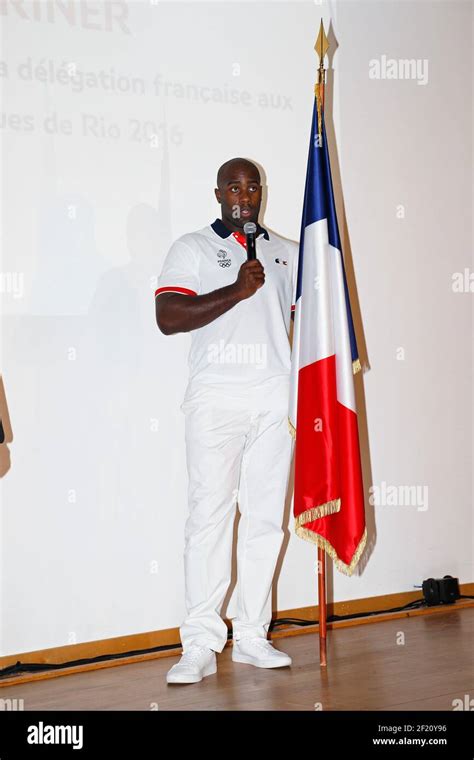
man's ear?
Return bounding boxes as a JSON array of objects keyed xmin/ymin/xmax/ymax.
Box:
[{"xmin": 214, "ymin": 188, "xmax": 221, "ymax": 204}]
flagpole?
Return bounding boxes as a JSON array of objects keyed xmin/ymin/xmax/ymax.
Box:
[
  {"xmin": 318, "ymin": 548, "xmax": 327, "ymax": 666},
  {"xmin": 315, "ymin": 19, "xmax": 329, "ymax": 668}
]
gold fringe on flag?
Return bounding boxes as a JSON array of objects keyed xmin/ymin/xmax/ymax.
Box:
[
  {"xmin": 295, "ymin": 498, "xmax": 341, "ymax": 527},
  {"xmin": 295, "ymin": 524, "xmax": 368, "ymax": 576}
]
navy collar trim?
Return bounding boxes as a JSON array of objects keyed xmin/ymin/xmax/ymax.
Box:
[{"xmin": 211, "ymin": 218, "xmax": 270, "ymax": 241}]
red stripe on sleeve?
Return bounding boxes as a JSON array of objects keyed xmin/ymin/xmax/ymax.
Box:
[{"xmin": 155, "ymin": 286, "xmax": 198, "ymax": 297}]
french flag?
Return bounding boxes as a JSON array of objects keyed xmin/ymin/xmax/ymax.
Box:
[{"xmin": 288, "ymin": 97, "xmax": 367, "ymax": 575}]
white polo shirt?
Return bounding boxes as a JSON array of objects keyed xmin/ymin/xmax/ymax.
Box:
[{"xmin": 155, "ymin": 218, "xmax": 298, "ymax": 409}]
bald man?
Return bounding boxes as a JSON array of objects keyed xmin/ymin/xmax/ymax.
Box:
[{"xmin": 155, "ymin": 158, "xmax": 298, "ymax": 684}]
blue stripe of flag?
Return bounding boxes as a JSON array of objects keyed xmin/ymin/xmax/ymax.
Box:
[{"xmin": 295, "ymin": 99, "xmax": 360, "ymax": 368}]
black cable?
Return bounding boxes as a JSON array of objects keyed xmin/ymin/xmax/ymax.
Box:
[
  {"xmin": 1, "ymin": 596, "xmax": 471, "ymax": 680},
  {"xmin": 0, "ymin": 642, "xmax": 181, "ymax": 679},
  {"xmin": 269, "ymin": 596, "xmax": 428, "ymax": 631}
]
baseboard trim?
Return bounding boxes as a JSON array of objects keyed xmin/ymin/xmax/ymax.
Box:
[{"xmin": 1, "ymin": 583, "xmax": 473, "ymax": 687}]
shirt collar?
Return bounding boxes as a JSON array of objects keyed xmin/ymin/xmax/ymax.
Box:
[{"xmin": 210, "ymin": 217, "xmax": 270, "ymax": 241}]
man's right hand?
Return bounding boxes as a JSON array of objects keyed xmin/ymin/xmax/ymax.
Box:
[
  {"xmin": 156, "ymin": 259, "xmax": 265, "ymax": 335},
  {"xmin": 234, "ymin": 260, "xmax": 265, "ymax": 300}
]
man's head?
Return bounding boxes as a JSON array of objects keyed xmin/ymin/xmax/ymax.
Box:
[{"xmin": 214, "ymin": 158, "xmax": 262, "ymax": 232}]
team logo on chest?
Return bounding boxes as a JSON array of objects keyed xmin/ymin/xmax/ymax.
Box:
[
  {"xmin": 274, "ymin": 258, "xmax": 288, "ymax": 265},
  {"xmin": 217, "ymin": 249, "xmax": 232, "ymax": 267}
]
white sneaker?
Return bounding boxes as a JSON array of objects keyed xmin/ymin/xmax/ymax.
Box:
[
  {"xmin": 166, "ymin": 645, "xmax": 217, "ymax": 684},
  {"xmin": 232, "ymin": 637, "xmax": 292, "ymax": 668}
]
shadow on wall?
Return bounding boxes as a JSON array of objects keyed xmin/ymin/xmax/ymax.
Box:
[{"xmin": 0, "ymin": 375, "xmax": 12, "ymax": 477}]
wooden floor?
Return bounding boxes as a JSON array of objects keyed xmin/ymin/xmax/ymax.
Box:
[{"xmin": 1, "ymin": 608, "xmax": 472, "ymax": 711}]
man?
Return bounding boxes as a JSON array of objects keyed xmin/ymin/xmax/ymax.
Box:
[{"xmin": 155, "ymin": 157, "xmax": 298, "ymax": 684}]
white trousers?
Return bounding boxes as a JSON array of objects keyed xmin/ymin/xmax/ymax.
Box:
[{"xmin": 179, "ymin": 386, "xmax": 293, "ymax": 653}]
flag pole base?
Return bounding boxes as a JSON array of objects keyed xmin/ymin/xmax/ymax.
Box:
[
  {"xmin": 319, "ymin": 635, "xmax": 327, "ymax": 667},
  {"xmin": 318, "ymin": 547, "xmax": 327, "ymax": 667}
]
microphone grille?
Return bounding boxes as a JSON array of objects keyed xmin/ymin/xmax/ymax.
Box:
[{"xmin": 243, "ymin": 222, "xmax": 257, "ymax": 235}]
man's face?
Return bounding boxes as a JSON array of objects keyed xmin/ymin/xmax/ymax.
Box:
[{"xmin": 215, "ymin": 165, "xmax": 262, "ymax": 232}]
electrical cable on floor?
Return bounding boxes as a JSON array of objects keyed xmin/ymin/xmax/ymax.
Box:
[{"xmin": 1, "ymin": 595, "xmax": 473, "ymax": 680}]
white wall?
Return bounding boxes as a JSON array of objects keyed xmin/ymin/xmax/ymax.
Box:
[{"xmin": 0, "ymin": 0, "xmax": 472, "ymax": 656}]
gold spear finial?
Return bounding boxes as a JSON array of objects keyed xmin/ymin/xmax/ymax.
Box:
[
  {"xmin": 314, "ymin": 19, "xmax": 329, "ymax": 142},
  {"xmin": 315, "ymin": 18, "xmax": 329, "ymax": 61}
]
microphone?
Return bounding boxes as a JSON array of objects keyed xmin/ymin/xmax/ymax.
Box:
[{"xmin": 244, "ymin": 221, "xmax": 257, "ymax": 261}]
